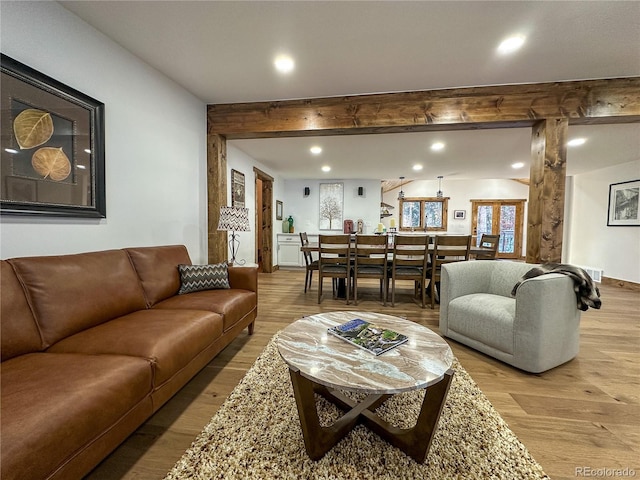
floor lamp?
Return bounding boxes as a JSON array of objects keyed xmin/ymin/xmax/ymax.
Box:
[{"xmin": 217, "ymin": 206, "xmax": 251, "ymax": 265}]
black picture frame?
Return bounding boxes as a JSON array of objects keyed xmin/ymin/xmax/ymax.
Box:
[
  {"xmin": 276, "ymin": 200, "xmax": 283, "ymax": 220},
  {"xmin": 1, "ymin": 54, "xmax": 106, "ymax": 218},
  {"xmin": 453, "ymin": 210, "xmax": 466, "ymax": 220},
  {"xmin": 607, "ymin": 179, "xmax": 640, "ymax": 226},
  {"xmin": 231, "ymin": 169, "xmax": 245, "ymax": 208}
]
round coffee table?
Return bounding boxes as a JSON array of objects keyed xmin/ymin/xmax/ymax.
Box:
[{"xmin": 277, "ymin": 311, "xmax": 454, "ymax": 463}]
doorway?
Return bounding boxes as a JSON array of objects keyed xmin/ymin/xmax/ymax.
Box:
[
  {"xmin": 254, "ymin": 168, "xmax": 274, "ymax": 273},
  {"xmin": 471, "ymin": 200, "xmax": 526, "ymax": 259}
]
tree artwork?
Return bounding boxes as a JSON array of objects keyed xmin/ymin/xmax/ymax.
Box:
[{"xmin": 319, "ymin": 183, "xmax": 343, "ymax": 230}]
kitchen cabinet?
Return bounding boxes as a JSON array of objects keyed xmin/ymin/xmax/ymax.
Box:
[{"xmin": 277, "ymin": 233, "xmax": 318, "ymax": 267}]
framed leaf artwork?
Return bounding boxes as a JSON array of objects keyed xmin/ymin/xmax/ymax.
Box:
[{"xmin": 1, "ymin": 54, "xmax": 106, "ymax": 217}]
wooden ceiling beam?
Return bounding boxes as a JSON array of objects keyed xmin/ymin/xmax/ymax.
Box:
[{"xmin": 208, "ymin": 78, "xmax": 640, "ymax": 139}]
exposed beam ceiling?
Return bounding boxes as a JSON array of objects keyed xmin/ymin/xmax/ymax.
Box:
[{"xmin": 60, "ymin": 1, "xmax": 640, "ymax": 180}]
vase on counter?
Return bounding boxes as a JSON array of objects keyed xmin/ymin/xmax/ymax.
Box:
[{"xmin": 287, "ymin": 215, "xmax": 294, "ymax": 233}]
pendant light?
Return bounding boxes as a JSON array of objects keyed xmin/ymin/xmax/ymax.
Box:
[
  {"xmin": 397, "ymin": 176, "xmax": 405, "ymax": 200},
  {"xmin": 436, "ymin": 176, "xmax": 444, "ymax": 198}
]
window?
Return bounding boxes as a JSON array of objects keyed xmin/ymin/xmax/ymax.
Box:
[
  {"xmin": 399, "ymin": 197, "xmax": 448, "ymax": 231},
  {"xmin": 471, "ymin": 199, "xmax": 525, "ymax": 259}
]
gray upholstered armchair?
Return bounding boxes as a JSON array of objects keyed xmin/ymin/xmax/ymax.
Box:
[{"xmin": 439, "ymin": 261, "xmax": 581, "ymax": 373}]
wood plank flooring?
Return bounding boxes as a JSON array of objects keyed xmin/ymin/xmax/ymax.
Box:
[{"xmin": 86, "ymin": 269, "xmax": 639, "ymax": 480}]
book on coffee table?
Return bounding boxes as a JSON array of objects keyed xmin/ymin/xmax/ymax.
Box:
[{"xmin": 328, "ymin": 318, "xmax": 408, "ymax": 356}]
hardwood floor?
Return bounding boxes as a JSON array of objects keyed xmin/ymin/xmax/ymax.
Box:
[{"xmin": 87, "ymin": 269, "xmax": 639, "ymax": 480}]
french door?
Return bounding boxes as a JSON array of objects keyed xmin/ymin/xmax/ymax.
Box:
[{"xmin": 471, "ymin": 200, "xmax": 525, "ymax": 259}]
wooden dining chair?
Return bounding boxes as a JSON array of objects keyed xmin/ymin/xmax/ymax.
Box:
[
  {"xmin": 353, "ymin": 234, "xmax": 388, "ymax": 305},
  {"xmin": 299, "ymin": 232, "xmax": 318, "ymax": 292},
  {"xmin": 317, "ymin": 234, "xmax": 352, "ymax": 304},
  {"xmin": 389, "ymin": 235, "xmax": 430, "ymax": 308},
  {"xmin": 475, "ymin": 234, "xmax": 500, "ymax": 260},
  {"xmin": 426, "ymin": 235, "xmax": 472, "ymax": 309}
]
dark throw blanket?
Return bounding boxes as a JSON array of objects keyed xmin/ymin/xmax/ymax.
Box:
[{"xmin": 511, "ymin": 263, "xmax": 602, "ymax": 311}]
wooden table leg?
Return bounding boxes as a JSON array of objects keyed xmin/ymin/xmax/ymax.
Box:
[
  {"xmin": 289, "ymin": 367, "xmax": 454, "ymax": 463},
  {"xmin": 360, "ymin": 369, "xmax": 454, "ymax": 463}
]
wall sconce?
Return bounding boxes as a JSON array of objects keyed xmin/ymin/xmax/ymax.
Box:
[{"xmin": 303, "ymin": 187, "xmax": 310, "ymax": 197}]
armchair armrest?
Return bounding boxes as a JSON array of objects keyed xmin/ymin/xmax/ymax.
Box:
[{"xmin": 513, "ymin": 273, "xmax": 581, "ymax": 372}]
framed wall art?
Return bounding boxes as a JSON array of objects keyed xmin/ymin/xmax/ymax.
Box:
[
  {"xmin": 1, "ymin": 54, "xmax": 105, "ymax": 217},
  {"xmin": 275, "ymin": 200, "xmax": 283, "ymax": 220},
  {"xmin": 231, "ymin": 169, "xmax": 245, "ymax": 208},
  {"xmin": 607, "ymin": 179, "xmax": 640, "ymax": 226},
  {"xmin": 453, "ymin": 210, "xmax": 466, "ymax": 220},
  {"xmin": 319, "ymin": 182, "xmax": 343, "ymax": 230}
]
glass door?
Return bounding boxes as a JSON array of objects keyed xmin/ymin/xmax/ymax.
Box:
[{"xmin": 471, "ymin": 200, "xmax": 525, "ymax": 259}]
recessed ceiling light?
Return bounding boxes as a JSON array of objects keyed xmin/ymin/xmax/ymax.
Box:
[
  {"xmin": 567, "ymin": 138, "xmax": 587, "ymax": 147},
  {"xmin": 77, "ymin": 165, "xmax": 87, "ymax": 169},
  {"xmin": 321, "ymin": 165, "xmax": 331, "ymax": 172},
  {"xmin": 310, "ymin": 146, "xmax": 322, "ymax": 155},
  {"xmin": 4, "ymin": 148, "xmax": 18, "ymax": 154},
  {"xmin": 412, "ymin": 164, "xmax": 423, "ymax": 171},
  {"xmin": 498, "ymin": 35, "xmax": 526, "ymax": 54},
  {"xmin": 274, "ymin": 54, "xmax": 294, "ymax": 74},
  {"xmin": 84, "ymin": 148, "xmax": 91, "ymax": 154},
  {"xmin": 431, "ymin": 142, "xmax": 445, "ymax": 151},
  {"xmin": 511, "ymin": 162, "xmax": 525, "ymax": 169}
]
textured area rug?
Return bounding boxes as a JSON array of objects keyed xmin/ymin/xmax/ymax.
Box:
[{"xmin": 165, "ymin": 334, "xmax": 549, "ymax": 479}]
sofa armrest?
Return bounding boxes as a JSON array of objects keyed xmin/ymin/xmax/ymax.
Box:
[{"xmin": 227, "ymin": 266, "xmax": 258, "ymax": 292}]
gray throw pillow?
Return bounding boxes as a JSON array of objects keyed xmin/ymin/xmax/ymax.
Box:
[{"xmin": 178, "ymin": 263, "xmax": 230, "ymax": 294}]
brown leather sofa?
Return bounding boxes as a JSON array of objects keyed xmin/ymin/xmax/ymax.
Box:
[{"xmin": 0, "ymin": 245, "xmax": 257, "ymax": 480}]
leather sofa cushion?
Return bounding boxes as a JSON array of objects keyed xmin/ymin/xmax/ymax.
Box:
[
  {"xmin": 153, "ymin": 289, "xmax": 257, "ymax": 332},
  {"xmin": 0, "ymin": 353, "xmax": 153, "ymax": 480},
  {"xmin": 47, "ymin": 309, "xmax": 223, "ymax": 386},
  {"xmin": 8, "ymin": 250, "xmax": 147, "ymax": 348},
  {"xmin": 126, "ymin": 245, "xmax": 192, "ymax": 306},
  {"xmin": 1, "ymin": 261, "xmax": 43, "ymax": 361}
]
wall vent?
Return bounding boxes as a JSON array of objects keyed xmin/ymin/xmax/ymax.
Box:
[{"xmin": 578, "ymin": 266, "xmax": 603, "ymax": 283}]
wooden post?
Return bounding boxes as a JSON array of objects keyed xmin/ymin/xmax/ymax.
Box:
[
  {"xmin": 207, "ymin": 133, "xmax": 227, "ymax": 264},
  {"xmin": 527, "ymin": 118, "xmax": 568, "ymax": 263}
]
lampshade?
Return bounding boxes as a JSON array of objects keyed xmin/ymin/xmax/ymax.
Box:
[{"xmin": 217, "ymin": 206, "xmax": 251, "ymax": 232}]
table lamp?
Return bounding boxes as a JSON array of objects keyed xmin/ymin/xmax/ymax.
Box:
[{"xmin": 217, "ymin": 206, "xmax": 251, "ymax": 265}]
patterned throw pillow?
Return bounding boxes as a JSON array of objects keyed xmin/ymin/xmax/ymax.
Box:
[{"xmin": 178, "ymin": 263, "xmax": 230, "ymax": 294}]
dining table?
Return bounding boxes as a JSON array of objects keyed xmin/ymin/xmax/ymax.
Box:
[
  {"xmin": 300, "ymin": 237, "xmax": 495, "ymax": 300},
  {"xmin": 300, "ymin": 242, "xmax": 495, "ymax": 257}
]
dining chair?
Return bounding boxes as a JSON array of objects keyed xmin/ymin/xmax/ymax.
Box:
[
  {"xmin": 317, "ymin": 234, "xmax": 352, "ymax": 304},
  {"xmin": 389, "ymin": 235, "xmax": 430, "ymax": 308},
  {"xmin": 299, "ymin": 232, "xmax": 318, "ymax": 292},
  {"xmin": 352, "ymin": 234, "xmax": 389, "ymax": 305},
  {"xmin": 475, "ymin": 234, "xmax": 500, "ymax": 260},
  {"xmin": 426, "ymin": 235, "xmax": 472, "ymax": 309}
]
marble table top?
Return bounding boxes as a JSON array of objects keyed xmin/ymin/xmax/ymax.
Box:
[{"xmin": 277, "ymin": 311, "xmax": 454, "ymax": 394}]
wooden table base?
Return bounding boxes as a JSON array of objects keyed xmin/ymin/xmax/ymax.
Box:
[{"xmin": 288, "ymin": 367, "xmax": 454, "ymax": 463}]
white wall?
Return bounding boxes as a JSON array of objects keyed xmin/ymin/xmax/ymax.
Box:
[
  {"xmin": 567, "ymin": 160, "xmax": 640, "ymax": 283},
  {"xmin": 0, "ymin": 2, "xmax": 208, "ymax": 262},
  {"xmin": 226, "ymin": 144, "xmax": 284, "ymax": 266},
  {"xmin": 282, "ymin": 179, "xmax": 381, "ymax": 234}
]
